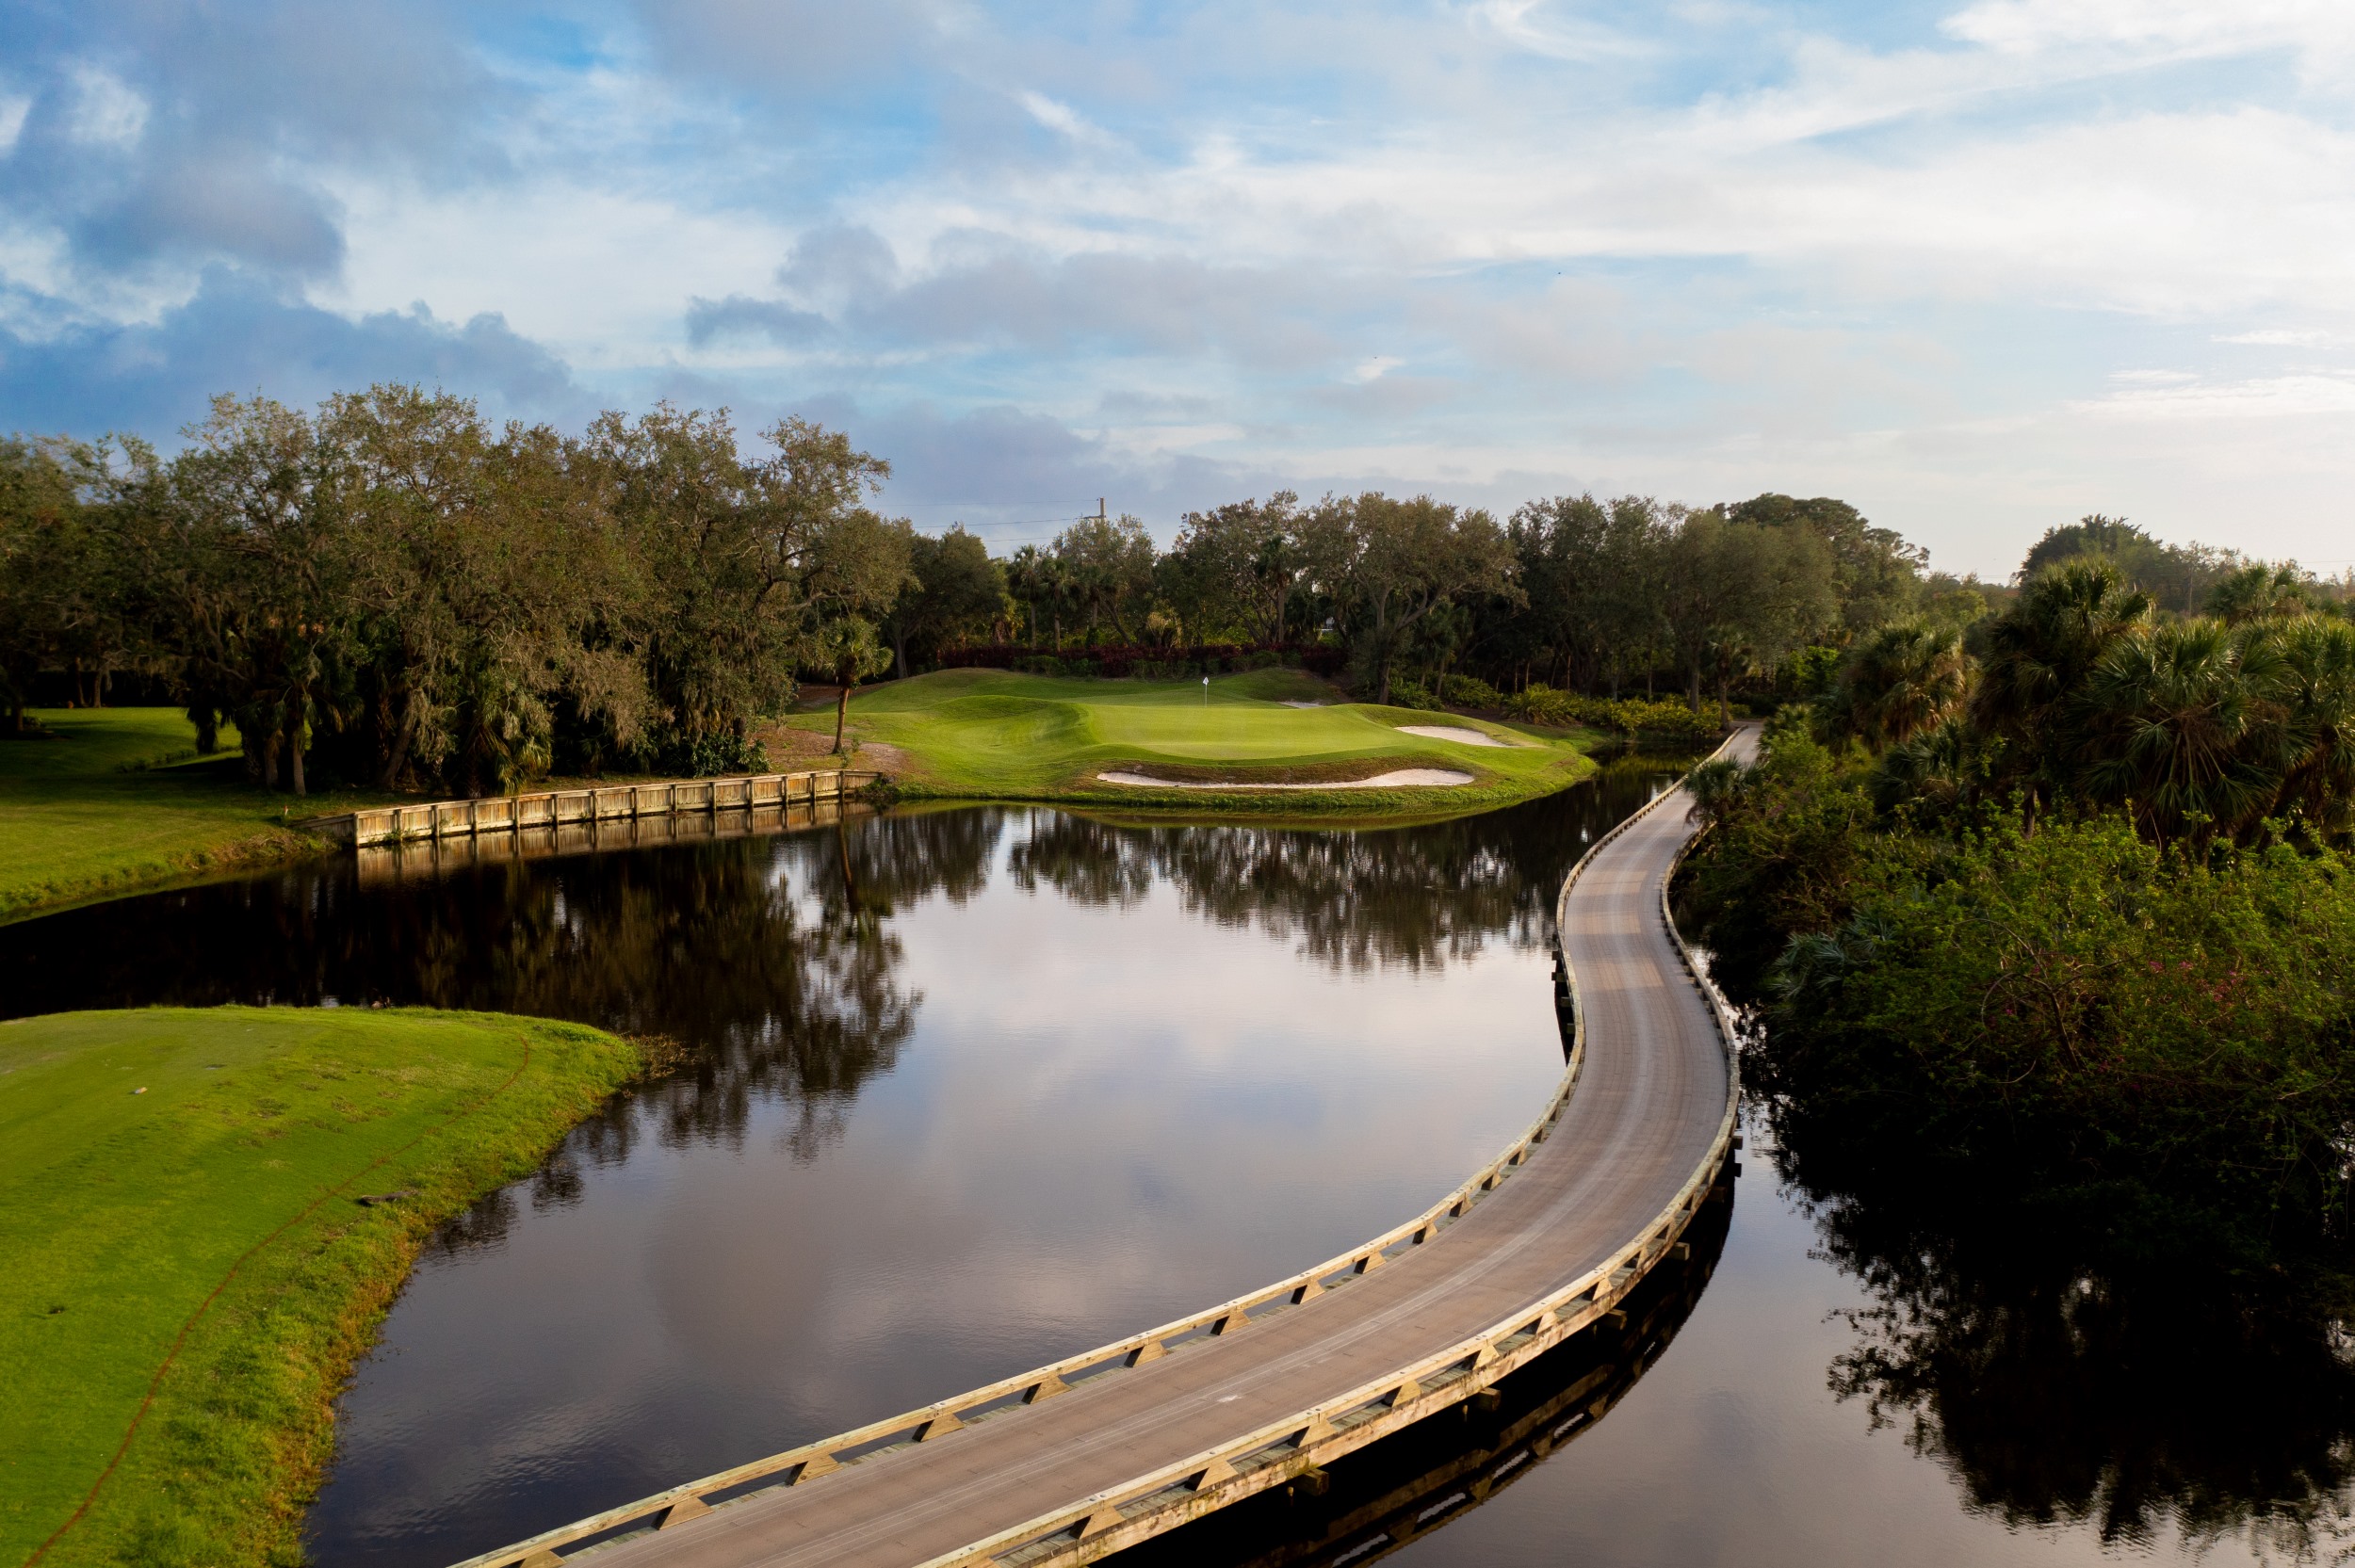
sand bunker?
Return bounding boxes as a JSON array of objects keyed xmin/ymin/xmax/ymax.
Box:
[
  {"xmin": 1098, "ymin": 768, "xmax": 1476, "ymax": 790},
  {"xmin": 1394, "ymin": 724, "xmax": 1522, "ymax": 748}
]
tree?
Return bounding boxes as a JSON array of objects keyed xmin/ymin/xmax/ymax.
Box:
[
  {"xmin": 586, "ymin": 408, "xmax": 901, "ymax": 765},
  {"xmin": 1005, "ymin": 545, "xmax": 1047, "ymax": 645},
  {"xmin": 2269, "ymin": 615, "xmax": 2355, "ymax": 840},
  {"xmin": 1053, "ymin": 513, "xmax": 1157, "ymax": 644},
  {"xmin": 1718, "ymin": 493, "xmax": 1924, "ymax": 637},
  {"xmin": 0, "ymin": 436, "xmax": 125, "ymax": 730},
  {"xmin": 1300, "ymin": 493, "xmax": 1519, "ymax": 704},
  {"xmin": 2019, "ymin": 514, "xmax": 2233, "ymax": 614},
  {"xmin": 162, "ymin": 396, "xmax": 350, "ymax": 796},
  {"xmin": 1163, "ymin": 493, "xmax": 1301, "ymax": 643},
  {"xmin": 1971, "ymin": 557, "xmax": 2155, "ymax": 813},
  {"xmin": 313, "ymin": 385, "xmax": 646, "ymax": 794},
  {"xmin": 1827, "ymin": 622, "xmax": 1968, "ymax": 750},
  {"xmin": 2074, "ymin": 617, "xmax": 2279, "ymax": 845},
  {"xmin": 883, "ymin": 525, "xmax": 1003, "ymax": 675},
  {"xmin": 1657, "ymin": 514, "xmax": 1841, "ymax": 720},
  {"xmin": 2205, "ymin": 562, "xmax": 2312, "ymax": 625}
]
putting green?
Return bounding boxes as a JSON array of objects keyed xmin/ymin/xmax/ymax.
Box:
[{"xmin": 816, "ymin": 668, "xmax": 1598, "ymax": 811}]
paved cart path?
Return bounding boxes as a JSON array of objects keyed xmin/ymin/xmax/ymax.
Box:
[{"xmin": 514, "ymin": 730, "xmax": 1755, "ymax": 1568}]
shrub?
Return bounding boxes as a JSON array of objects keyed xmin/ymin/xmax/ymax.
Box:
[
  {"xmin": 1503, "ymin": 684, "xmax": 1575, "ymax": 725},
  {"xmin": 1500, "ymin": 687, "xmax": 1718, "ymax": 736},
  {"xmin": 1683, "ymin": 726, "xmax": 2355, "ymax": 1262},
  {"xmin": 1441, "ymin": 673, "xmax": 1502, "ymax": 709}
]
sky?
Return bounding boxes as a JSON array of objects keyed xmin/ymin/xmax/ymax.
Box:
[{"xmin": 1, "ymin": 1, "xmax": 2351, "ymax": 577}]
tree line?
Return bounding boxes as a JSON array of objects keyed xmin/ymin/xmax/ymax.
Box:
[
  {"xmin": 23, "ymin": 380, "xmax": 2334, "ymax": 800},
  {"xmin": 2, "ymin": 389, "xmax": 920, "ymax": 794}
]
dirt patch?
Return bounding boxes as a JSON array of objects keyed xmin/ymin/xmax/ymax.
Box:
[{"xmin": 754, "ymin": 723, "xmax": 842, "ymax": 768}]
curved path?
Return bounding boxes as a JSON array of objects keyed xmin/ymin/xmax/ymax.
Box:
[{"xmin": 460, "ymin": 727, "xmax": 1757, "ymax": 1568}]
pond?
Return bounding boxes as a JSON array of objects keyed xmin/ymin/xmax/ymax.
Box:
[{"xmin": 8, "ymin": 758, "xmax": 2351, "ymax": 1568}]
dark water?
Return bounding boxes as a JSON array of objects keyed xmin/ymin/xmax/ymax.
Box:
[{"xmin": 9, "ymin": 759, "xmax": 2354, "ymax": 1568}]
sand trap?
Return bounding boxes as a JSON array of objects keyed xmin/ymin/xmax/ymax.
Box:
[
  {"xmin": 1280, "ymin": 700, "xmax": 1328, "ymax": 708},
  {"xmin": 1098, "ymin": 768, "xmax": 1476, "ymax": 790},
  {"xmin": 1395, "ymin": 724, "xmax": 1522, "ymax": 748}
]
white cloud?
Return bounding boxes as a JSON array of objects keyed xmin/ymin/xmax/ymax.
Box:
[
  {"xmin": 1941, "ymin": 0, "xmax": 2355, "ymax": 63},
  {"xmin": 0, "ymin": 94, "xmax": 30, "ymax": 154},
  {"xmin": 1468, "ymin": 0, "xmax": 1652, "ymax": 63},
  {"xmin": 1016, "ymin": 90, "xmax": 1114, "ymax": 147},
  {"xmin": 2070, "ymin": 370, "xmax": 2355, "ymax": 419},
  {"xmin": 65, "ymin": 65, "xmax": 147, "ymax": 149},
  {"xmin": 2216, "ymin": 329, "xmax": 2344, "ymax": 347}
]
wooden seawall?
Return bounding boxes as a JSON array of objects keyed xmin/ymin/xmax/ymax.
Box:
[
  {"xmin": 308, "ymin": 769, "xmax": 885, "ymax": 850},
  {"xmin": 448, "ymin": 730, "xmax": 1755, "ymax": 1568}
]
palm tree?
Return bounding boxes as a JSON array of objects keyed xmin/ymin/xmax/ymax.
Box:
[
  {"xmin": 2265, "ymin": 614, "xmax": 2355, "ymax": 840},
  {"xmin": 2204, "ymin": 562, "xmax": 2311, "ymax": 625},
  {"xmin": 1972, "ymin": 558, "xmax": 2154, "ymax": 814},
  {"xmin": 1006, "ymin": 545, "xmax": 1045, "ymax": 646},
  {"xmin": 1035, "ymin": 556, "xmax": 1070, "ymax": 651},
  {"xmin": 2073, "ymin": 617, "xmax": 2281, "ymax": 845},
  {"xmin": 1827, "ymin": 622, "xmax": 1968, "ymax": 750},
  {"xmin": 1869, "ymin": 715, "xmax": 1985, "ymax": 820}
]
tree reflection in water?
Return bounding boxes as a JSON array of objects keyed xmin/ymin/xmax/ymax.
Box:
[
  {"xmin": 1011, "ymin": 751, "xmax": 1690, "ymax": 973},
  {"xmin": 0, "ymin": 749, "xmax": 1690, "ymax": 1216},
  {"xmin": 1780, "ymin": 1131, "xmax": 2355, "ymax": 1560}
]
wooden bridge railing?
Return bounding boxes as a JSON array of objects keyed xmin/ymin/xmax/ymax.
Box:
[
  {"xmin": 447, "ymin": 732, "xmax": 1746, "ymax": 1568},
  {"xmin": 316, "ymin": 769, "xmax": 885, "ymax": 849}
]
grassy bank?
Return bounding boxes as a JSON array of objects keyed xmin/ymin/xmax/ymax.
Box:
[
  {"xmin": 795, "ymin": 667, "xmax": 1601, "ymax": 814},
  {"xmin": 0, "ymin": 710, "xmax": 388, "ymax": 924},
  {"xmin": 0, "ymin": 1006, "xmax": 640, "ymax": 1568}
]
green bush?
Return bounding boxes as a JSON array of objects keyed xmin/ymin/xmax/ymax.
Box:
[
  {"xmin": 1441, "ymin": 673, "xmax": 1502, "ymax": 709},
  {"xmin": 1501, "ymin": 686, "xmax": 1718, "ymax": 736},
  {"xmin": 1386, "ymin": 679, "xmax": 1445, "ymax": 711},
  {"xmin": 1682, "ymin": 728, "xmax": 2355, "ymax": 1262},
  {"xmin": 1502, "ymin": 684, "xmax": 1574, "ymax": 724}
]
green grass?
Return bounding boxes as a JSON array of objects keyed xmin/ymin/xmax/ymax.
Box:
[
  {"xmin": 0, "ymin": 709, "xmax": 392, "ymax": 925},
  {"xmin": 804, "ymin": 667, "xmax": 1601, "ymax": 813},
  {"xmin": 0, "ymin": 1006, "xmax": 640, "ymax": 1568}
]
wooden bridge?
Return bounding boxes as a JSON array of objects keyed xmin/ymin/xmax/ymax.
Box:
[{"xmin": 450, "ymin": 730, "xmax": 1755, "ymax": 1568}]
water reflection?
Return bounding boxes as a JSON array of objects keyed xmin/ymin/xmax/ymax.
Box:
[
  {"xmin": 0, "ymin": 750, "xmax": 1688, "ymax": 1072},
  {"xmin": 1793, "ymin": 1156, "xmax": 2355, "ymax": 1560}
]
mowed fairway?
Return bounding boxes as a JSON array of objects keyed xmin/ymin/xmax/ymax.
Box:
[
  {"xmin": 831, "ymin": 668, "xmax": 1597, "ymax": 810},
  {"xmin": 0, "ymin": 710, "xmax": 394, "ymax": 924},
  {"xmin": 0, "ymin": 1007, "xmax": 638, "ymax": 1568}
]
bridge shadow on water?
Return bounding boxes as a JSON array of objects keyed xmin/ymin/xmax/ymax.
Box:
[{"xmin": 1113, "ymin": 1154, "xmax": 1740, "ymax": 1568}]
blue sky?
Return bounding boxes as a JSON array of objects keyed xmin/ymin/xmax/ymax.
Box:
[{"xmin": 2, "ymin": 0, "xmax": 2351, "ymax": 575}]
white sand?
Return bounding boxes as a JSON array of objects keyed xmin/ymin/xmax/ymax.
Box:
[
  {"xmin": 1395, "ymin": 724, "xmax": 1521, "ymax": 748},
  {"xmin": 1279, "ymin": 700, "xmax": 1327, "ymax": 708},
  {"xmin": 1097, "ymin": 768, "xmax": 1477, "ymax": 790}
]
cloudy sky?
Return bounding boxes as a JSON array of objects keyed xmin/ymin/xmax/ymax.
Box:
[{"xmin": 1, "ymin": 0, "xmax": 2350, "ymax": 575}]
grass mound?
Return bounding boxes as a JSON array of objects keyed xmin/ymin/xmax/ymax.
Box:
[
  {"xmin": 0, "ymin": 1006, "xmax": 639, "ymax": 1568},
  {"xmin": 807, "ymin": 668, "xmax": 1599, "ymax": 813}
]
